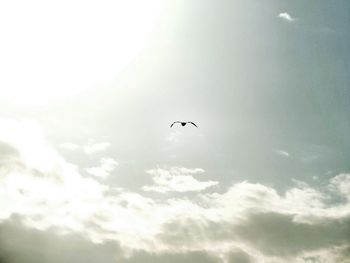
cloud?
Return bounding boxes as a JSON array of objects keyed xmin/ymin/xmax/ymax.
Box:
[
  {"xmin": 0, "ymin": 119, "xmax": 349, "ymax": 262},
  {"xmin": 0, "ymin": 141, "xmax": 20, "ymax": 158},
  {"xmin": 330, "ymin": 174, "xmax": 350, "ymax": 200},
  {"xmin": 84, "ymin": 141, "xmax": 111, "ymax": 155},
  {"xmin": 278, "ymin": 12, "xmax": 296, "ymax": 22},
  {"xmin": 0, "ymin": 215, "xmax": 222, "ymax": 263},
  {"xmin": 124, "ymin": 250, "xmax": 220, "ymax": 263},
  {"xmin": 0, "ymin": 119, "xmax": 109, "ymax": 231},
  {"xmin": 60, "ymin": 142, "xmax": 79, "ymax": 151},
  {"xmin": 165, "ymin": 130, "xmax": 183, "ymax": 143},
  {"xmin": 142, "ymin": 167, "xmax": 218, "ymax": 193},
  {"xmin": 157, "ymin": 178, "xmax": 350, "ymax": 261},
  {"xmin": 233, "ymin": 212, "xmax": 349, "ymax": 256},
  {"xmin": 86, "ymin": 157, "xmax": 119, "ymax": 179},
  {"xmin": 226, "ymin": 249, "xmax": 252, "ymax": 263},
  {"xmin": 0, "ymin": 119, "xmax": 65, "ymax": 173},
  {"xmin": 275, "ymin": 149, "xmax": 290, "ymax": 157},
  {"xmin": 0, "ymin": 215, "xmax": 122, "ymax": 263}
]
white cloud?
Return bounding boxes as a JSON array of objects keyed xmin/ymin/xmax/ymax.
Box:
[
  {"xmin": 275, "ymin": 149, "xmax": 290, "ymax": 157},
  {"xmin": 158, "ymin": 178, "xmax": 350, "ymax": 261},
  {"xmin": 330, "ymin": 174, "xmax": 350, "ymax": 200},
  {"xmin": 86, "ymin": 157, "xmax": 119, "ymax": 179},
  {"xmin": 0, "ymin": 119, "xmax": 68, "ymax": 173},
  {"xmin": 166, "ymin": 131, "xmax": 183, "ymax": 143},
  {"xmin": 0, "ymin": 120, "xmax": 108, "ymax": 231},
  {"xmin": 278, "ymin": 12, "xmax": 296, "ymax": 22},
  {"xmin": 60, "ymin": 142, "xmax": 79, "ymax": 151},
  {"xmin": 83, "ymin": 141, "xmax": 111, "ymax": 155},
  {"xmin": 143, "ymin": 167, "xmax": 218, "ymax": 193}
]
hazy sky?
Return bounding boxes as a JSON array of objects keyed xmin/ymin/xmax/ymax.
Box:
[{"xmin": 0, "ymin": 0, "xmax": 349, "ymax": 262}]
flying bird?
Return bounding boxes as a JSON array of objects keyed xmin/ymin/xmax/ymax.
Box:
[{"xmin": 170, "ymin": 121, "xmax": 198, "ymax": 128}]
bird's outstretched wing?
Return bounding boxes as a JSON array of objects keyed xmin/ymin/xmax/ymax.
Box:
[
  {"xmin": 189, "ymin": 122, "xmax": 198, "ymax": 127},
  {"xmin": 170, "ymin": 121, "xmax": 181, "ymax": 128}
]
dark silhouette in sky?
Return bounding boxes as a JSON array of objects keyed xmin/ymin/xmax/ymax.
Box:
[{"xmin": 170, "ymin": 121, "xmax": 198, "ymax": 128}]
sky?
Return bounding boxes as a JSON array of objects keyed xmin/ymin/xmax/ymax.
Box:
[{"xmin": 0, "ymin": 0, "xmax": 349, "ymax": 262}]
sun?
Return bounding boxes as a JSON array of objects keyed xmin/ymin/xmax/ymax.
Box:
[{"xmin": 0, "ymin": 0, "xmax": 163, "ymax": 105}]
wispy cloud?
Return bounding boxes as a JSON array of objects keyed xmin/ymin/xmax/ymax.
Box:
[
  {"xmin": 83, "ymin": 141, "xmax": 111, "ymax": 155},
  {"xmin": 61, "ymin": 141, "xmax": 111, "ymax": 155},
  {"xmin": 165, "ymin": 130, "xmax": 183, "ymax": 143},
  {"xmin": 275, "ymin": 149, "xmax": 290, "ymax": 157},
  {"xmin": 60, "ymin": 142, "xmax": 79, "ymax": 151},
  {"xmin": 278, "ymin": 12, "xmax": 296, "ymax": 22},
  {"xmin": 143, "ymin": 167, "xmax": 218, "ymax": 193},
  {"xmin": 86, "ymin": 157, "xmax": 119, "ymax": 179}
]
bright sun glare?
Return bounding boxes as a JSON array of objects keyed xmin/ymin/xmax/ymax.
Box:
[{"xmin": 0, "ymin": 0, "xmax": 163, "ymax": 105}]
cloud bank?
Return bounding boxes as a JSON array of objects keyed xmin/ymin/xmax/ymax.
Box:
[{"xmin": 0, "ymin": 119, "xmax": 349, "ymax": 263}]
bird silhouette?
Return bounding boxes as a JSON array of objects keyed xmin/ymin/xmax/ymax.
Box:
[{"xmin": 170, "ymin": 121, "xmax": 198, "ymax": 128}]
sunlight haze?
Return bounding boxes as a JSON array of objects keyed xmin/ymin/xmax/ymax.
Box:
[{"xmin": 0, "ymin": 1, "xmax": 349, "ymax": 263}]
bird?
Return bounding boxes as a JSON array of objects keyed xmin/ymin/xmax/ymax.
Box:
[{"xmin": 170, "ymin": 121, "xmax": 198, "ymax": 128}]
